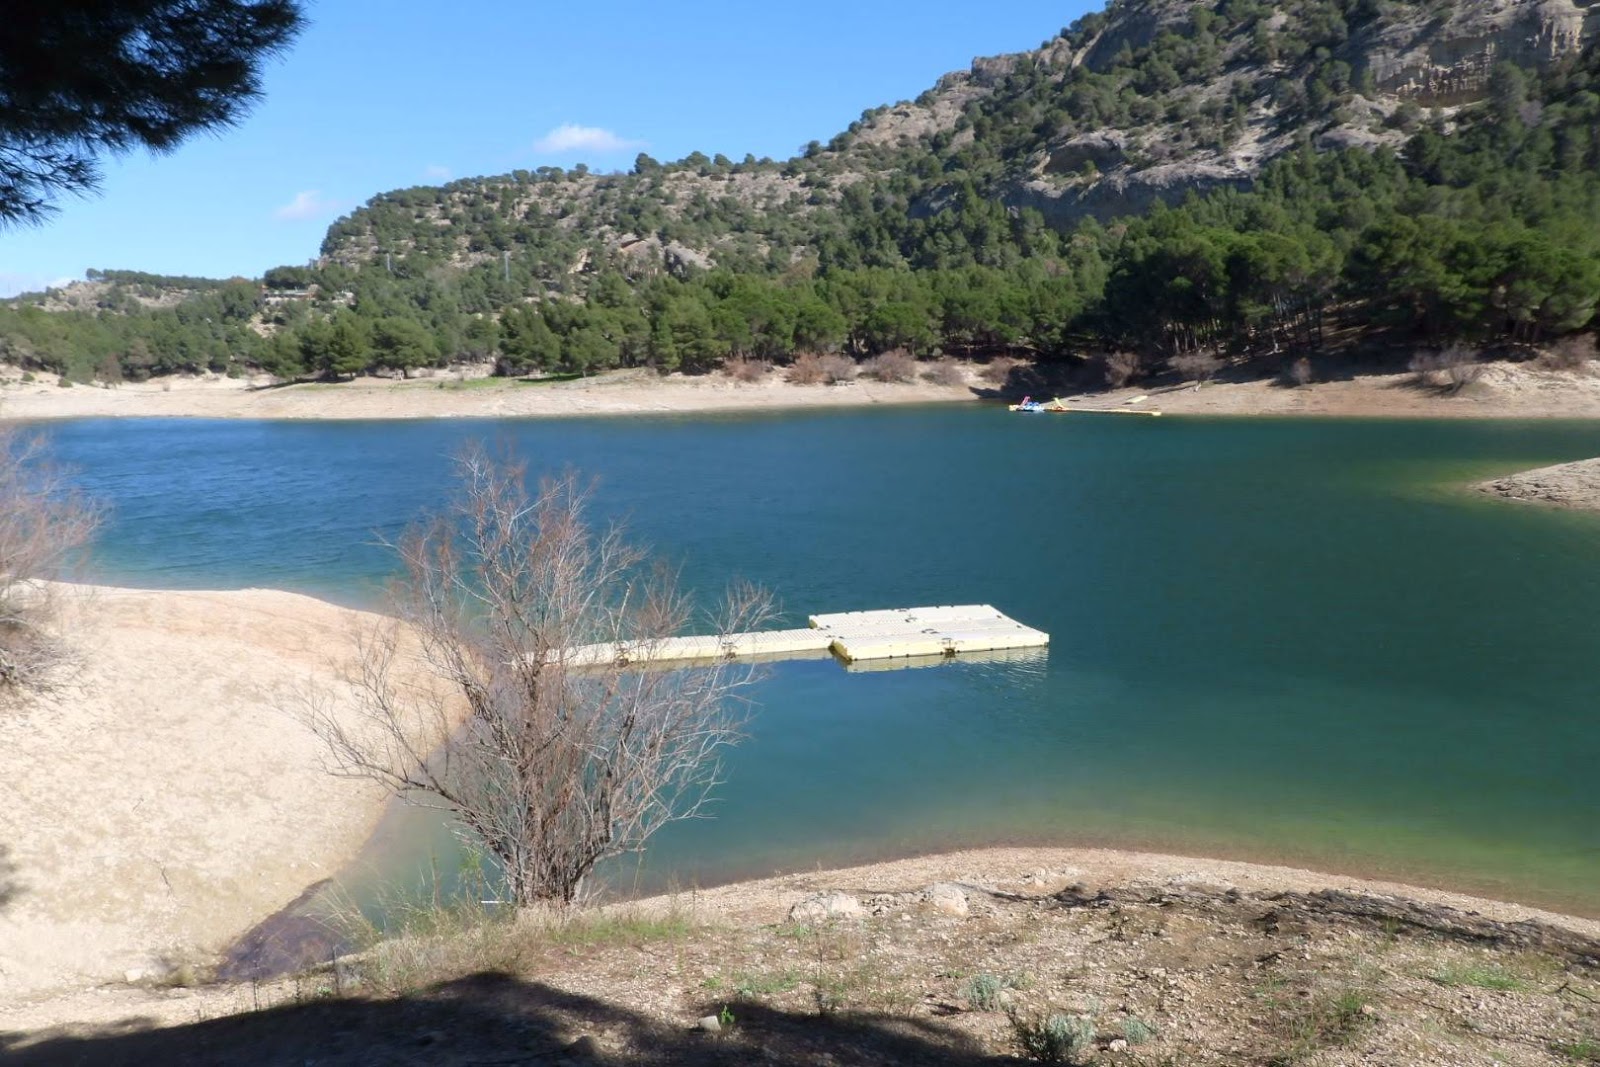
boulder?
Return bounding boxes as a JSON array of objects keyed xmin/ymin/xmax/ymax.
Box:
[
  {"xmin": 788, "ymin": 892, "xmax": 864, "ymax": 923},
  {"xmin": 924, "ymin": 882, "xmax": 970, "ymax": 917}
]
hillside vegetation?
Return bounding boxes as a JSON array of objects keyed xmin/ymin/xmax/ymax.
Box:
[{"xmin": 3, "ymin": 0, "xmax": 1599, "ymax": 387}]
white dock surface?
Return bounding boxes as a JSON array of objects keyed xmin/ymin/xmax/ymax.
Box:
[
  {"xmin": 810, "ymin": 604, "xmax": 1049, "ymax": 662},
  {"xmin": 562, "ymin": 604, "xmax": 1047, "ymax": 668}
]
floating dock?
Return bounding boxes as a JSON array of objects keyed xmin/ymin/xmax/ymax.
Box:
[
  {"xmin": 810, "ymin": 605, "xmax": 1050, "ymax": 662},
  {"xmin": 560, "ymin": 604, "xmax": 1048, "ymax": 670}
]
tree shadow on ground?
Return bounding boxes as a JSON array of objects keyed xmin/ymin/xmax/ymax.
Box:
[{"xmin": 0, "ymin": 972, "xmax": 1024, "ymax": 1067}]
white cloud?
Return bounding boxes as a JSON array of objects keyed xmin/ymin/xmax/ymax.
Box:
[
  {"xmin": 533, "ymin": 123, "xmax": 644, "ymax": 155},
  {"xmin": 423, "ymin": 164, "xmax": 453, "ymax": 180},
  {"xmin": 273, "ymin": 190, "xmax": 344, "ymax": 222}
]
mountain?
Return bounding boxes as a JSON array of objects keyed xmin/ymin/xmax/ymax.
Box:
[
  {"xmin": 4, "ymin": 0, "xmax": 1599, "ymax": 386},
  {"xmin": 320, "ymin": 0, "xmax": 1598, "ymax": 274}
]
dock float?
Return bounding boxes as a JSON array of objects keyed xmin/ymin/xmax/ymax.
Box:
[{"xmin": 561, "ymin": 604, "xmax": 1048, "ymax": 670}]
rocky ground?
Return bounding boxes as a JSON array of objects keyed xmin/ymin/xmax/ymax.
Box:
[
  {"xmin": 1478, "ymin": 457, "xmax": 1600, "ymax": 512},
  {"xmin": 5, "ymin": 855, "xmax": 1597, "ymax": 1066}
]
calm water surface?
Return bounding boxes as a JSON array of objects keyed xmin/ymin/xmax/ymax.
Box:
[{"xmin": 42, "ymin": 408, "xmax": 1600, "ymax": 914}]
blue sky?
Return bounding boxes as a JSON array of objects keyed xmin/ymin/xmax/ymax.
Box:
[{"xmin": 0, "ymin": 0, "xmax": 1095, "ymax": 296}]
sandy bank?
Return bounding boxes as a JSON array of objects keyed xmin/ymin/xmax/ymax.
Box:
[
  {"xmin": 0, "ymin": 584, "xmax": 396, "ymax": 1006},
  {"xmin": 1090, "ymin": 359, "xmax": 1600, "ymax": 418},
  {"xmin": 0, "ymin": 366, "xmax": 978, "ymax": 421},
  {"xmin": 1478, "ymin": 455, "xmax": 1600, "ymax": 511},
  {"xmin": 4, "ymin": 358, "xmax": 1600, "ymax": 422}
]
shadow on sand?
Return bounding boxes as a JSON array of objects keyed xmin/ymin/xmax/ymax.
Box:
[{"xmin": 1, "ymin": 972, "xmax": 1023, "ymax": 1066}]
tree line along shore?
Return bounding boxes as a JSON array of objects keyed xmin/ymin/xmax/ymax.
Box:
[{"xmin": 4, "ymin": 26, "xmax": 1600, "ymax": 397}]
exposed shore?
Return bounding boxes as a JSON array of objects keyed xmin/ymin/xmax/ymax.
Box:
[
  {"xmin": 3, "ymin": 583, "xmax": 1598, "ymax": 1052},
  {"xmin": 0, "ymin": 585, "xmax": 398, "ymax": 1007},
  {"xmin": 0, "ymin": 366, "xmax": 978, "ymax": 421},
  {"xmin": 1478, "ymin": 456, "xmax": 1600, "ymax": 512},
  {"xmin": 3, "ymin": 357, "xmax": 1600, "ymax": 421},
  {"xmin": 1093, "ymin": 358, "xmax": 1600, "ymax": 418}
]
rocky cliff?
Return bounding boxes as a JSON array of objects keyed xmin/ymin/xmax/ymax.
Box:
[{"xmin": 320, "ymin": 0, "xmax": 1600, "ymax": 274}]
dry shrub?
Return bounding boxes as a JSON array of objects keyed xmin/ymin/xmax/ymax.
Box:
[
  {"xmin": 301, "ymin": 449, "xmax": 769, "ymax": 906},
  {"xmin": 862, "ymin": 349, "xmax": 917, "ymax": 383},
  {"xmin": 1538, "ymin": 335, "xmax": 1596, "ymax": 371},
  {"xmin": 723, "ymin": 356, "xmax": 772, "ymax": 383},
  {"xmin": 980, "ymin": 357, "xmax": 1021, "ymax": 386},
  {"xmin": 1170, "ymin": 350, "xmax": 1223, "ymax": 384},
  {"xmin": 1104, "ymin": 351, "xmax": 1143, "ymax": 389},
  {"xmin": 922, "ymin": 358, "xmax": 966, "ymax": 387},
  {"xmin": 818, "ymin": 353, "xmax": 858, "ymax": 384},
  {"xmin": 1286, "ymin": 356, "xmax": 1314, "ymax": 387},
  {"xmin": 1411, "ymin": 344, "xmax": 1482, "ymax": 393},
  {"xmin": 786, "ymin": 352, "xmax": 826, "ymax": 385},
  {"xmin": 0, "ymin": 429, "xmax": 101, "ymax": 696}
]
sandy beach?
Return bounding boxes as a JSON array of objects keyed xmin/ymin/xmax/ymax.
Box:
[
  {"xmin": 3, "ymin": 582, "xmax": 1598, "ymax": 1046},
  {"xmin": 0, "ymin": 584, "xmax": 399, "ymax": 1008},
  {"xmin": 1091, "ymin": 359, "xmax": 1600, "ymax": 418},
  {"xmin": 3, "ymin": 358, "xmax": 1600, "ymax": 422},
  {"xmin": 0, "ymin": 366, "xmax": 979, "ymax": 422}
]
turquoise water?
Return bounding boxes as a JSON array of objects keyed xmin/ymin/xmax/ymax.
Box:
[{"xmin": 41, "ymin": 409, "xmax": 1600, "ymax": 913}]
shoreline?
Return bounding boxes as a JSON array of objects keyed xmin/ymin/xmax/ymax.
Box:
[
  {"xmin": 8, "ymin": 842, "xmax": 1599, "ymax": 1040},
  {"xmin": 1478, "ymin": 455, "xmax": 1600, "ymax": 512},
  {"xmin": 4, "ymin": 584, "xmax": 1599, "ymax": 1039},
  {"xmin": 0, "ymin": 366, "xmax": 981, "ymax": 422},
  {"xmin": 3, "ymin": 357, "xmax": 1600, "ymax": 422}
]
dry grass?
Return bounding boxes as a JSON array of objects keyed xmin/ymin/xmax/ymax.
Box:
[
  {"xmin": 342, "ymin": 896, "xmax": 699, "ymax": 998},
  {"xmin": 18, "ymin": 877, "xmax": 1598, "ymax": 1066}
]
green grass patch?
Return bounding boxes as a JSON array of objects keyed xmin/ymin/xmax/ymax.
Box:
[
  {"xmin": 731, "ymin": 968, "xmax": 801, "ymax": 999},
  {"xmin": 1266, "ymin": 988, "xmax": 1373, "ymax": 1066},
  {"xmin": 1427, "ymin": 963, "xmax": 1529, "ymax": 992},
  {"xmin": 1555, "ymin": 1037, "xmax": 1600, "ymax": 1063}
]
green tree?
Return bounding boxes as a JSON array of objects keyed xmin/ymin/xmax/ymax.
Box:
[{"xmin": 0, "ymin": 1, "xmax": 305, "ymax": 225}]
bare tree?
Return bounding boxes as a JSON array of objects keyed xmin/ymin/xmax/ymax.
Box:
[
  {"xmin": 1410, "ymin": 344, "xmax": 1482, "ymax": 394},
  {"xmin": 1104, "ymin": 350, "xmax": 1144, "ymax": 389},
  {"xmin": 1171, "ymin": 349, "xmax": 1223, "ymax": 386},
  {"xmin": 305, "ymin": 446, "xmax": 769, "ymax": 907},
  {"xmin": 0, "ymin": 427, "xmax": 100, "ymax": 695}
]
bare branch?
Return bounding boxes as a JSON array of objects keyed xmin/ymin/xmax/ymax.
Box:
[
  {"xmin": 0, "ymin": 427, "xmax": 101, "ymax": 697},
  {"xmin": 300, "ymin": 443, "xmax": 770, "ymax": 907}
]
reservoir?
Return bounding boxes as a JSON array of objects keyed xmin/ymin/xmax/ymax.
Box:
[{"xmin": 42, "ymin": 407, "xmax": 1600, "ymax": 914}]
